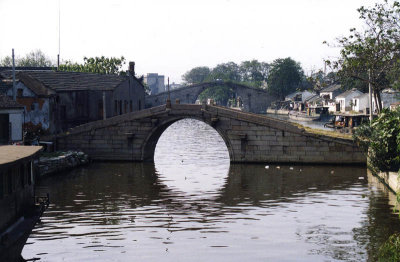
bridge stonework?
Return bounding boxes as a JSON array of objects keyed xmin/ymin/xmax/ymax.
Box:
[
  {"xmin": 145, "ymin": 81, "xmax": 278, "ymax": 114},
  {"xmin": 56, "ymin": 104, "xmax": 366, "ymax": 164}
]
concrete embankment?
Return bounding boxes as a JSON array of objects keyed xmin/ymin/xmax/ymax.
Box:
[
  {"xmin": 373, "ymin": 169, "xmax": 400, "ymax": 193},
  {"xmin": 266, "ymin": 108, "xmax": 289, "ymax": 115},
  {"xmin": 35, "ymin": 151, "xmax": 89, "ymax": 178}
]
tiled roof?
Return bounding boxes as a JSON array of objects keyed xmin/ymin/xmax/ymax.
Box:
[
  {"xmin": 336, "ymin": 89, "xmax": 363, "ymax": 98},
  {"xmin": 0, "ymin": 93, "xmax": 24, "ymax": 109},
  {"xmin": 320, "ymin": 84, "xmax": 342, "ymax": 93},
  {"xmin": 17, "ymin": 71, "xmax": 129, "ymax": 91}
]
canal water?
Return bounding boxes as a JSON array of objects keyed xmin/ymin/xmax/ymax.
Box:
[{"xmin": 23, "ymin": 119, "xmax": 400, "ymax": 261}]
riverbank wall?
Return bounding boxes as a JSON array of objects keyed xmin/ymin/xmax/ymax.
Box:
[
  {"xmin": 266, "ymin": 108, "xmax": 289, "ymax": 115},
  {"xmin": 36, "ymin": 151, "xmax": 89, "ymax": 178},
  {"xmin": 373, "ymin": 169, "xmax": 400, "ymax": 193}
]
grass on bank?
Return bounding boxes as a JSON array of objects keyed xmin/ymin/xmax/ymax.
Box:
[{"xmin": 291, "ymin": 122, "xmax": 353, "ymax": 140}]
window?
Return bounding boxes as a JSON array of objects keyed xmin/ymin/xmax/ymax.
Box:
[
  {"xmin": 31, "ymin": 103, "xmax": 35, "ymax": 111},
  {"xmin": 130, "ymin": 101, "xmax": 133, "ymax": 112},
  {"xmin": 138, "ymin": 100, "xmax": 141, "ymax": 110},
  {"xmin": 60, "ymin": 105, "xmax": 66, "ymax": 119},
  {"xmin": 114, "ymin": 100, "xmax": 118, "ymax": 116},
  {"xmin": 98, "ymin": 100, "xmax": 103, "ymax": 119},
  {"xmin": 119, "ymin": 100, "xmax": 122, "ymax": 115},
  {"xmin": 77, "ymin": 104, "xmax": 84, "ymax": 117},
  {"xmin": 124, "ymin": 100, "xmax": 127, "ymax": 113},
  {"xmin": 17, "ymin": 88, "xmax": 23, "ymax": 98}
]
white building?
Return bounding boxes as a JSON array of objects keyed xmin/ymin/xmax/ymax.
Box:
[
  {"xmin": 285, "ymin": 90, "xmax": 316, "ymax": 103},
  {"xmin": 0, "ymin": 94, "xmax": 24, "ymax": 144},
  {"xmin": 335, "ymin": 89, "xmax": 364, "ymax": 112},
  {"xmin": 319, "ymin": 84, "xmax": 343, "ymax": 100},
  {"xmin": 351, "ymin": 93, "xmax": 369, "ymax": 113}
]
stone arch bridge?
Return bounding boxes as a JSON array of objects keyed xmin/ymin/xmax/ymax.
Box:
[
  {"xmin": 146, "ymin": 81, "xmax": 278, "ymax": 113},
  {"xmin": 56, "ymin": 104, "xmax": 366, "ymax": 164}
]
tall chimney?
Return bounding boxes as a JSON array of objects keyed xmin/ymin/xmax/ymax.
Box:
[{"xmin": 129, "ymin": 61, "xmax": 135, "ymax": 76}]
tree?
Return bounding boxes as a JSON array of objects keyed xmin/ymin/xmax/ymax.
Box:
[
  {"xmin": 58, "ymin": 56, "xmax": 126, "ymax": 75},
  {"xmin": 182, "ymin": 66, "xmax": 211, "ymax": 84},
  {"xmin": 0, "ymin": 49, "xmax": 54, "ymax": 67},
  {"xmin": 207, "ymin": 62, "xmax": 241, "ymax": 82},
  {"xmin": 239, "ymin": 60, "xmax": 269, "ymax": 87},
  {"xmin": 267, "ymin": 57, "xmax": 304, "ymax": 100},
  {"xmin": 325, "ymin": 0, "xmax": 400, "ymax": 113},
  {"xmin": 198, "ymin": 85, "xmax": 234, "ymax": 106}
]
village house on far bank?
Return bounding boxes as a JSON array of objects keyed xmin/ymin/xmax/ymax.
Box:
[
  {"xmin": 335, "ymin": 89, "xmax": 364, "ymax": 112},
  {"xmin": 0, "ymin": 62, "xmax": 145, "ymax": 134},
  {"xmin": 351, "ymin": 93, "xmax": 369, "ymax": 113}
]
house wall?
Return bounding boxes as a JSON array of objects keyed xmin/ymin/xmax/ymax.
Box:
[
  {"xmin": 6, "ymin": 82, "xmax": 53, "ymax": 133},
  {"xmin": 112, "ymin": 77, "xmax": 145, "ymax": 116},
  {"xmin": 352, "ymin": 96, "xmax": 369, "ymax": 112},
  {"xmin": 336, "ymin": 92, "xmax": 364, "ymax": 112},
  {"xmin": 0, "ymin": 109, "xmax": 23, "ymax": 142}
]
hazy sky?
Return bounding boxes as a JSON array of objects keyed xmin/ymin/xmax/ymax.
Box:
[{"xmin": 0, "ymin": 0, "xmax": 377, "ymax": 83}]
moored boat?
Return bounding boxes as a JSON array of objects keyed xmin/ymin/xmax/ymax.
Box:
[{"xmin": 0, "ymin": 146, "xmax": 49, "ymax": 262}]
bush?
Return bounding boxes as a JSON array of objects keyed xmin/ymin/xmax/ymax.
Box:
[
  {"xmin": 353, "ymin": 107, "xmax": 400, "ymax": 172},
  {"xmin": 379, "ymin": 233, "xmax": 400, "ymax": 262}
]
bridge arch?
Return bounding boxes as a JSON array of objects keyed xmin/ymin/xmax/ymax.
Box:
[
  {"xmin": 141, "ymin": 116, "xmax": 234, "ymax": 162},
  {"xmin": 146, "ymin": 81, "xmax": 278, "ymax": 113}
]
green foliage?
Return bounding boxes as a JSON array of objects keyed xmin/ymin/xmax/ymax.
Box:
[
  {"xmin": 182, "ymin": 66, "xmax": 211, "ymax": 84},
  {"xmin": 59, "ymin": 56, "xmax": 126, "ymax": 75},
  {"xmin": 267, "ymin": 57, "xmax": 304, "ymax": 100},
  {"xmin": 353, "ymin": 107, "xmax": 400, "ymax": 172},
  {"xmin": 325, "ymin": 0, "xmax": 400, "ymax": 112},
  {"xmin": 198, "ymin": 85, "xmax": 234, "ymax": 105},
  {"xmin": 182, "ymin": 60, "xmax": 270, "ymax": 87},
  {"xmin": 239, "ymin": 60, "xmax": 270, "ymax": 88},
  {"xmin": 0, "ymin": 49, "xmax": 54, "ymax": 67},
  {"xmin": 207, "ymin": 62, "xmax": 241, "ymax": 82},
  {"xmin": 378, "ymin": 233, "xmax": 400, "ymax": 262}
]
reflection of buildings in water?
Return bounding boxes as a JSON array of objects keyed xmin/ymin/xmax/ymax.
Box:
[{"xmin": 218, "ymin": 164, "xmax": 368, "ymax": 206}]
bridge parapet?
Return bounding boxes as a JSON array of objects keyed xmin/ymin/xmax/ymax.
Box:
[{"xmin": 56, "ymin": 104, "xmax": 366, "ymax": 164}]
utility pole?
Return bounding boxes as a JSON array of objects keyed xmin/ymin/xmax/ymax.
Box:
[
  {"xmin": 368, "ymin": 69, "xmax": 373, "ymax": 123},
  {"xmin": 12, "ymin": 49, "xmax": 16, "ymax": 101}
]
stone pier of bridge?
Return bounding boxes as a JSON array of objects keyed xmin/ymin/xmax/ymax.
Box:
[{"xmin": 56, "ymin": 104, "xmax": 366, "ymax": 164}]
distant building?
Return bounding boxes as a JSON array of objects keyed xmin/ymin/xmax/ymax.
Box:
[
  {"xmin": 352, "ymin": 93, "xmax": 369, "ymax": 113},
  {"xmin": 335, "ymin": 89, "xmax": 364, "ymax": 112},
  {"xmin": 319, "ymin": 84, "xmax": 343, "ymax": 100},
  {"xmin": 144, "ymin": 73, "xmax": 165, "ymax": 94},
  {"xmin": 0, "ymin": 94, "xmax": 24, "ymax": 144},
  {"xmin": 319, "ymin": 84, "xmax": 343, "ymax": 112},
  {"xmin": 169, "ymin": 82, "xmax": 183, "ymax": 90},
  {"xmin": 285, "ymin": 90, "xmax": 315, "ymax": 103}
]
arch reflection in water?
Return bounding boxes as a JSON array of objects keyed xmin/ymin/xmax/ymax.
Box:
[{"xmin": 154, "ymin": 119, "xmax": 230, "ymax": 196}]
